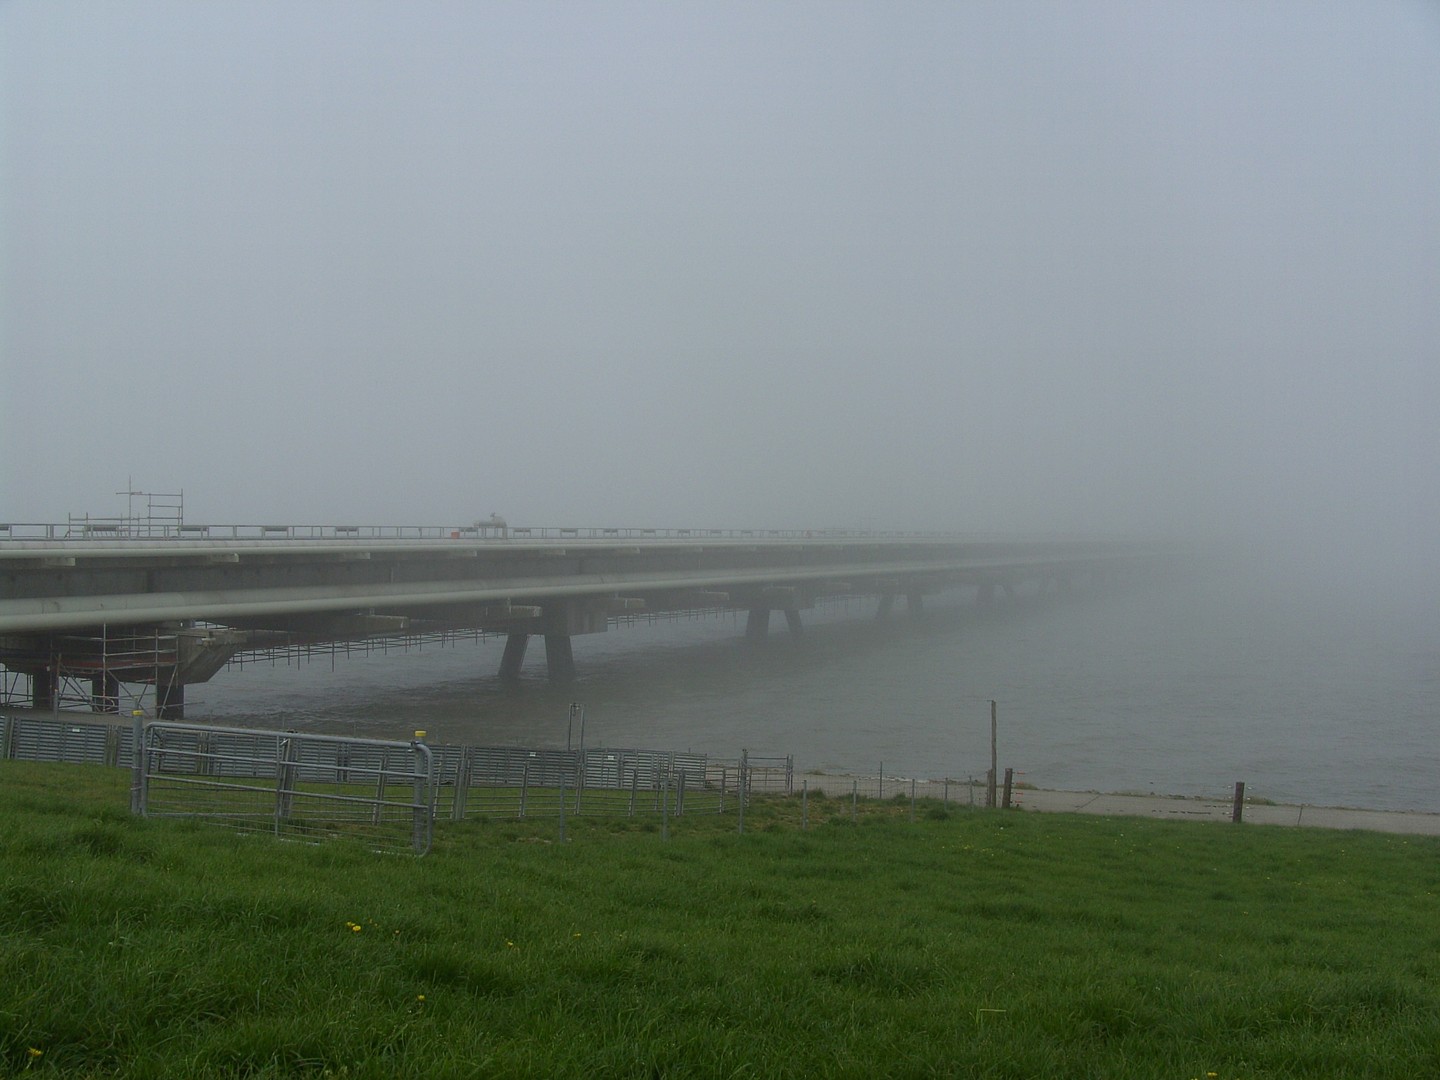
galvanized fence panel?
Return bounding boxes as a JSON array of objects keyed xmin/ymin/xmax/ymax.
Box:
[
  {"xmin": 137, "ymin": 723, "xmax": 435, "ymax": 854},
  {"xmin": 440, "ymin": 746, "xmax": 730, "ymax": 822},
  {"xmin": 1, "ymin": 713, "xmax": 132, "ymax": 766}
]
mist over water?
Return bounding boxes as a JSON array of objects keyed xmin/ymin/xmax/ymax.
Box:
[{"xmin": 193, "ymin": 574, "xmax": 1440, "ymax": 814}]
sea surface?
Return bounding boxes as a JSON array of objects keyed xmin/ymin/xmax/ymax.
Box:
[{"xmin": 191, "ymin": 568, "xmax": 1440, "ymax": 813}]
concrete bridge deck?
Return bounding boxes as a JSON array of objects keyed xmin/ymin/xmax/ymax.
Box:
[{"xmin": 0, "ymin": 525, "xmax": 1166, "ymax": 715}]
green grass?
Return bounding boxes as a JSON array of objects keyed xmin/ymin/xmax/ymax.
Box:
[{"xmin": 3, "ymin": 761, "xmax": 1439, "ymax": 1078}]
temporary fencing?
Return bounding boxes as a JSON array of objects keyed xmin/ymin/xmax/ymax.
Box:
[
  {"xmin": 1, "ymin": 712, "xmax": 800, "ymax": 851},
  {"xmin": 430, "ymin": 745, "xmax": 735, "ymax": 823},
  {"xmin": 135, "ymin": 723, "xmax": 436, "ymax": 855},
  {"xmin": 1, "ymin": 712, "xmax": 134, "ymax": 766}
]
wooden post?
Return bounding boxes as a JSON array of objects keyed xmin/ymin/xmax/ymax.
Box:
[
  {"xmin": 1002, "ymin": 767, "xmax": 1014, "ymax": 809},
  {"xmin": 1231, "ymin": 781, "xmax": 1245, "ymax": 823},
  {"xmin": 986, "ymin": 700, "xmax": 998, "ymax": 808}
]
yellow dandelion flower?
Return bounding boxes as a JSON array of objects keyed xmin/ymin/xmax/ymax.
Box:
[
  {"xmin": 416, "ymin": 994, "xmax": 426, "ymax": 1002},
  {"xmin": 27, "ymin": 1048, "xmax": 43, "ymax": 1058},
  {"xmin": 505, "ymin": 940, "xmax": 515, "ymax": 948}
]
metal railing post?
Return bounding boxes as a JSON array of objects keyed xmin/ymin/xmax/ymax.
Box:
[
  {"xmin": 130, "ymin": 712, "xmax": 146, "ymax": 815},
  {"xmin": 411, "ymin": 740, "xmax": 433, "ymax": 854},
  {"xmin": 737, "ymin": 749, "xmax": 748, "ymax": 835}
]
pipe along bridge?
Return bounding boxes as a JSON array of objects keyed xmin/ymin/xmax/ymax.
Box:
[{"xmin": 0, "ymin": 528, "xmax": 1160, "ymax": 717}]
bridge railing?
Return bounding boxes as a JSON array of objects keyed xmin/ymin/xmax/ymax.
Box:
[{"xmin": 0, "ymin": 521, "xmax": 975, "ymax": 543}]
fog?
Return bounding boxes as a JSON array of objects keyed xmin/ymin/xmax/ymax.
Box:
[{"xmin": 3, "ymin": 1, "xmax": 1438, "ymax": 590}]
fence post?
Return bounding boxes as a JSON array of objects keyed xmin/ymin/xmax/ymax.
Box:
[
  {"xmin": 802, "ymin": 779, "xmax": 809, "ymax": 831},
  {"xmin": 987, "ymin": 699, "xmax": 998, "ymax": 808},
  {"xmin": 518, "ymin": 762, "xmax": 529, "ymax": 819},
  {"xmin": 911, "ymin": 777, "xmax": 917, "ymax": 821},
  {"xmin": 371, "ymin": 747, "xmax": 389, "ymax": 826},
  {"xmin": 1232, "ymin": 781, "xmax": 1245, "ymax": 823},
  {"xmin": 662, "ymin": 758, "xmax": 671, "ymax": 841},
  {"xmin": 851, "ymin": 779, "xmax": 858, "ymax": 822},
  {"xmin": 129, "ymin": 712, "xmax": 146, "ymax": 816},
  {"xmin": 737, "ymin": 749, "xmax": 748, "ymax": 835},
  {"xmin": 558, "ymin": 759, "xmax": 568, "ymax": 842},
  {"xmin": 675, "ymin": 766, "xmax": 686, "ymax": 817},
  {"xmin": 1002, "ymin": 767, "xmax": 1014, "ymax": 809},
  {"xmin": 878, "ymin": 761, "xmax": 884, "ymax": 800},
  {"xmin": 411, "ymin": 740, "xmax": 432, "ymax": 854},
  {"xmin": 451, "ymin": 747, "xmax": 470, "ymax": 821},
  {"xmin": 628, "ymin": 764, "xmax": 638, "ymax": 816},
  {"xmin": 276, "ymin": 735, "xmax": 301, "ymax": 832}
]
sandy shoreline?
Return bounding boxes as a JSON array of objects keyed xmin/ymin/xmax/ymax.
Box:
[{"xmin": 797, "ymin": 772, "xmax": 1440, "ymax": 836}]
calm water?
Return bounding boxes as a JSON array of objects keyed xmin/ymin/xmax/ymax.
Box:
[{"xmin": 191, "ymin": 572, "xmax": 1440, "ymax": 812}]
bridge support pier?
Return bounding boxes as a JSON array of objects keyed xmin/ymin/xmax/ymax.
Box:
[
  {"xmin": 32, "ymin": 669, "xmax": 57, "ymax": 711},
  {"xmin": 155, "ymin": 680, "xmax": 184, "ymax": 720},
  {"xmin": 745, "ymin": 606, "xmax": 805, "ymax": 639},
  {"xmin": 499, "ymin": 633, "xmax": 529, "ymax": 680},
  {"xmin": 91, "ymin": 673, "xmax": 120, "ymax": 713},
  {"xmin": 544, "ymin": 634, "xmax": 575, "ymax": 684}
]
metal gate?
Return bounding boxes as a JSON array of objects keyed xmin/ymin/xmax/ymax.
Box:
[{"xmin": 134, "ymin": 723, "xmax": 435, "ymax": 854}]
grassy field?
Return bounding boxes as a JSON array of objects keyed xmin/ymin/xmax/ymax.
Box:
[{"xmin": 2, "ymin": 761, "xmax": 1438, "ymax": 1078}]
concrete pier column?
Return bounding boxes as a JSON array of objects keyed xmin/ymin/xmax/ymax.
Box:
[
  {"xmin": 544, "ymin": 635, "xmax": 575, "ymax": 684},
  {"xmin": 32, "ymin": 669, "xmax": 58, "ymax": 711},
  {"xmin": 155, "ymin": 680, "xmax": 184, "ymax": 720},
  {"xmin": 91, "ymin": 673, "xmax": 121, "ymax": 713},
  {"xmin": 783, "ymin": 608, "xmax": 804, "ymax": 638},
  {"xmin": 499, "ymin": 633, "xmax": 530, "ymax": 680},
  {"xmin": 745, "ymin": 608, "xmax": 770, "ymax": 640}
]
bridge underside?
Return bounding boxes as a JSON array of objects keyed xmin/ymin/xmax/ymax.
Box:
[
  {"xmin": 0, "ymin": 535, "xmax": 1153, "ymax": 717},
  {"xmin": 0, "ymin": 575, "xmax": 1098, "ymax": 718}
]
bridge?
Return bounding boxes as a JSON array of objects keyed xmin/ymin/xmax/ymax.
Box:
[{"xmin": 0, "ymin": 521, "xmax": 1159, "ymax": 718}]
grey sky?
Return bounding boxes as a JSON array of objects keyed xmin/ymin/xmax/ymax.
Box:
[{"xmin": 3, "ymin": 1, "xmax": 1437, "ymax": 573}]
